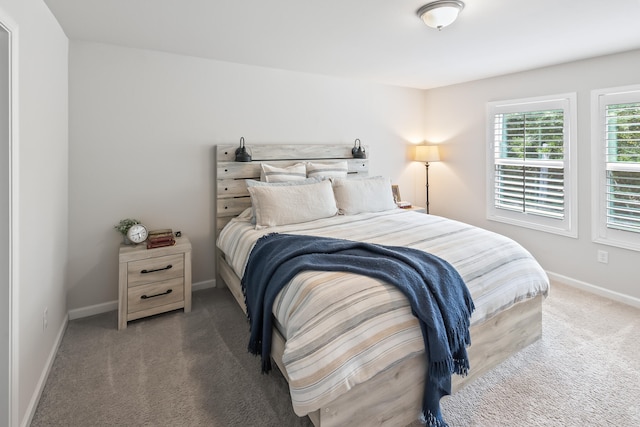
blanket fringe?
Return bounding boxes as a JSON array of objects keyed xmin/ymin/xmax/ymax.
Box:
[
  {"xmin": 429, "ymin": 358, "xmax": 455, "ymax": 379},
  {"xmin": 429, "ymin": 354, "xmax": 470, "ymax": 378},
  {"xmin": 247, "ymin": 341, "xmax": 273, "ymax": 374},
  {"xmin": 447, "ymin": 309, "xmax": 473, "ymax": 349},
  {"xmin": 453, "ymin": 357, "xmax": 470, "ymax": 376},
  {"xmin": 419, "ymin": 410, "xmax": 449, "ymax": 427},
  {"xmin": 247, "ymin": 340, "xmax": 261, "ymax": 356},
  {"xmin": 261, "ymin": 358, "xmax": 272, "ymax": 373}
]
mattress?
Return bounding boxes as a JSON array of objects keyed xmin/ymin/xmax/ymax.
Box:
[{"xmin": 216, "ymin": 208, "xmax": 549, "ymax": 415}]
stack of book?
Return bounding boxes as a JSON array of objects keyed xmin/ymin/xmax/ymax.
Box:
[{"xmin": 146, "ymin": 229, "xmax": 176, "ymax": 249}]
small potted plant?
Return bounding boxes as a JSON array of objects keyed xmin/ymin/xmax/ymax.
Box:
[{"xmin": 114, "ymin": 218, "xmax": 140, "ymax": 244}]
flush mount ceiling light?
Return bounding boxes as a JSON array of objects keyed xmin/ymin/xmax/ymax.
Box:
[{"xmin": 417, "ymin": 0, "xmax": 465, "ymax": 30}]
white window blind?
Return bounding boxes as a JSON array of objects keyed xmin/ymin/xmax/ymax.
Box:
[
  {"xmin": 493, "ymin": 109, "xmax": 565, "ymax": 218},
  {"xmin": 487, "ymin": 94, "xmax": 576, "ymax": 237},
  {"xmin": 604, "ymin": 102, "xmax": 640, "ymax": 234},
  {"xmin": 592, "ymin": 86, "xmax": 640, "ymax": 251}
]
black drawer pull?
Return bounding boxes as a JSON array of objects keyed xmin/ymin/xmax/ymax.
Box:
[
  {"xmin": 140, "ymin": 264, "xmax": 172, "ymax": 274},
  {"xmin": 141, "ymin": 289, "xmax": 172, "ymax": 300}
]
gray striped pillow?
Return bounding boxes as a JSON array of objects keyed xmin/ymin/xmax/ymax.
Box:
[
  {"xmin": 261, "ymin": 163, "xmax": 307, "ymax": 182},
  {"xmin": 306, "ymin": 161, "xmax": 348, "ymax": 179}
]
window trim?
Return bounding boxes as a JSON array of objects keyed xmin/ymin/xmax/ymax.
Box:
[
  {"xmin": 591, "ymin": 84, "xmax": 640, "ymax": 251},
  {"xmin": 486, "ymin": 93, "xmax": 578, "ymax": 237}
]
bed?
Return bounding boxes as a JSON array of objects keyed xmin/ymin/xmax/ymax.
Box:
[{"xmin": 215, "ymin": 144, "xmax": 549, "ymax": 427}]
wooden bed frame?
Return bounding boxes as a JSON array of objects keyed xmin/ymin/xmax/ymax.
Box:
[{"xmin": 215, "ymin": 144, "xmax": 543, "ymax": 427}]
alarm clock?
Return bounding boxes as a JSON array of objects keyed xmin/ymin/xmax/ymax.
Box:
[{"xmin": 126, "ymin": 223, "xmax": 148, "ymax": 244}]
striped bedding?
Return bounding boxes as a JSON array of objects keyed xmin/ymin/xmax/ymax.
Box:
[{"xmin": 216, "ymin": 208, "xmax": 549, "ymax": 416}]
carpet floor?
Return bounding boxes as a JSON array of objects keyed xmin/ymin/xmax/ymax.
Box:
[{"xmin": 31, "ymin": 282, "xmax": 640, "ymax": 427}]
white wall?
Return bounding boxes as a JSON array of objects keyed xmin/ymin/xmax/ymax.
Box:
[
  {"xmin": 0, "ymin": 0, "xmax": 68, "ymax": 426},
  {"xmin": 67, "ymin": 41, "xmax": 424, "ymax": 310},
  {"xmin": 423, "ymin": 49, "xmax": 640, "ymax": 301}
]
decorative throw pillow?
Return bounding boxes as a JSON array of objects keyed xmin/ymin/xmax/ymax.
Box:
[
  {"xmin": 260, "ymin": 163, "xmax": 307, "ymax": 182},
  {"xmin": 246, "ymin": 177, "xmax": 324, "ymax": 224},
  {"xmin": 306, "ymin": 161, "xmax": 349, "ymax": 179},
  {"xmin": 332, "ymin": 176, "xmax": 397, "ymax": 215},
  {"xmin": 248, "ymin": 179, "xmax": 338, "ymax": 229}
]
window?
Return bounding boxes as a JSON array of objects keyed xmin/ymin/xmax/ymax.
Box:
[
  {"xmin": 487, "ymin": 94, "xmax": 577, "ymax": 237},
  {"xmin": 592, "ymin": 85, "xmax": 640, "ymax": 251}
]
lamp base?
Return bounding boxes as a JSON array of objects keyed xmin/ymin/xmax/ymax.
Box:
[{"xmin": 425, "ymin": 162, "xmax": 431, "ymax": 214}]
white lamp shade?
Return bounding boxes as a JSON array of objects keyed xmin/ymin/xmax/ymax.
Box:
[{"xmin": 414, "ymin": 145, "xmax": 440, "ymax": 162}]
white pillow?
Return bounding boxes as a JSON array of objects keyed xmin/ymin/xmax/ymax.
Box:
[
  {"xmin": 248, "ymin": 179, "xmax": 338, "ymax": 229},
  {"xmin": 246, "ymin": 177, "xmax": 324, "ymax": 224},
  {"xmin": 332, "ymin": 176, "xmax": 397, "ymax": 215},
  {"xmin": 306, "ymin": 161, "xmax": 349, "ymax": 179},
  {"xmin": 260, "ymin": 163, "xmax": 307, "ymax": 182}
]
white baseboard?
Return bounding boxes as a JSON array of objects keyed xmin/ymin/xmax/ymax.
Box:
[
  {"xmin": 67, "ymin": 273, "xmax": 639, "ymax": 320},
  {"xmin": 193, "ymin": 278, "xmax": 216, "ymax": 291},
  {"xmin": 21, "ymin": 314, "xmax": 68, "ymax": 427},
  {"xmin": 546, "ymin": 271, "xmax": 640, "ymax": 309},
  {"xmin": 67, "ymin": 278, "xmax": 218, "ymax": 320},
  {"xmin": 68, "ymin": 300, "xmax": 118, "ymax": 320}
]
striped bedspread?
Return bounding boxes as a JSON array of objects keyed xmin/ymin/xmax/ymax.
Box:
[{"xmin": 216, "ymin": 208, "xmax": 549, "ymax": 416}]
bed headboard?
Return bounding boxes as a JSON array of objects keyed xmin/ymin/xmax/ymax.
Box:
[{"xmin": 215, "ymin": 144, "xmax": 369, "ymax": 234}]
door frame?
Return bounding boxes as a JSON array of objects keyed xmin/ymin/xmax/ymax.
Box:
[{"xmin": 0, "ymin": 7, "xmax": 19, "ymax": 427}]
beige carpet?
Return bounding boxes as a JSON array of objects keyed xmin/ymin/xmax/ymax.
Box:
[
  {"xmin": 438, "ymin": 282, "xmax": 640, "ymax": 426},
  {"xmin": 31, "ymin": 282, "xmax": 640, "ymax": 427}
]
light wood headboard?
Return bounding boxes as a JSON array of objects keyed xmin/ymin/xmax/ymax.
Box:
[{"xmin": 215, "ymin": 144, "xmax": 369, "ymax": 234}]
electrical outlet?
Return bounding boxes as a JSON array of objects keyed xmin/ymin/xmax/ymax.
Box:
[
  {"xmin": 597, "ymin": 250, "xmax": 609, "ymax": 264},
  {"xmin": 43, "ymin": 307, "xmax": 48, "ymax": 331}
]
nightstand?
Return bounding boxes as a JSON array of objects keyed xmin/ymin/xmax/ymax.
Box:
[{"xmin": 118, "ymin": 235, "xmax": 192, "ymax": 330}]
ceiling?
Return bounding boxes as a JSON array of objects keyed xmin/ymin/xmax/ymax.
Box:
[{"xmin": 43, "ymin": 0, "xmax": 640, "ymax": 89}]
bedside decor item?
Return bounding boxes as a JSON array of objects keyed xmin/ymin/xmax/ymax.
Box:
[
  {"xmin": 392, "ymin": 185, "xmax": 414, "ymax": 209},
  {"xmin": 391, "ymin": 184, "xmax": 402, "ymax": 204},
  {"xmin": 351, "ymin": 138, "xmax": 366, "ymax": 159},
  {"xmin": 126, "ymin": 223, "xmax": 148, "ymax": 244},
  {"xmin": 417, "ymin": 0, "xmax": 465, "ymax": 31},
  {"xmin": 147, "ymin": 228, "xmax": 176, "ymax": 249},
  {"xmin": 114, "ymin": 218, "xmax": 142, "ymax": 244},
  {"xmin": 235, "ymin": 136, "xmax": 252, "ymax": 162},
  {"xmin": 414, "ymin": 145, "xmax": 441, "ymax": 214}
]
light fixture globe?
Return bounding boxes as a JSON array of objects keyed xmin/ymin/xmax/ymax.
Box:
[{"xmin": 417, "ymin": 0, "xmax": 465, "ymax": 30}]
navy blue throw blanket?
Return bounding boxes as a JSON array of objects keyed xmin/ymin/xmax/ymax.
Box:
[{"xmin": 241, "ymin": 233, "xmax": 475, "ymax": 427}]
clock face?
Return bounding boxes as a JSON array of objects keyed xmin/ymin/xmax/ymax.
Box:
[{"xmin": 127, "ymin": 224, "xmax": 148, "ymax": 244}]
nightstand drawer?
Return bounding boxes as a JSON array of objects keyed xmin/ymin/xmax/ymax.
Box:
[
  {"xmin": 127, "ymin": 254, "xmax": 184, "ymax": 287},
  {"xmin": 127, "ymin": 277, "xmax": 184, "ymax": 314}
]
